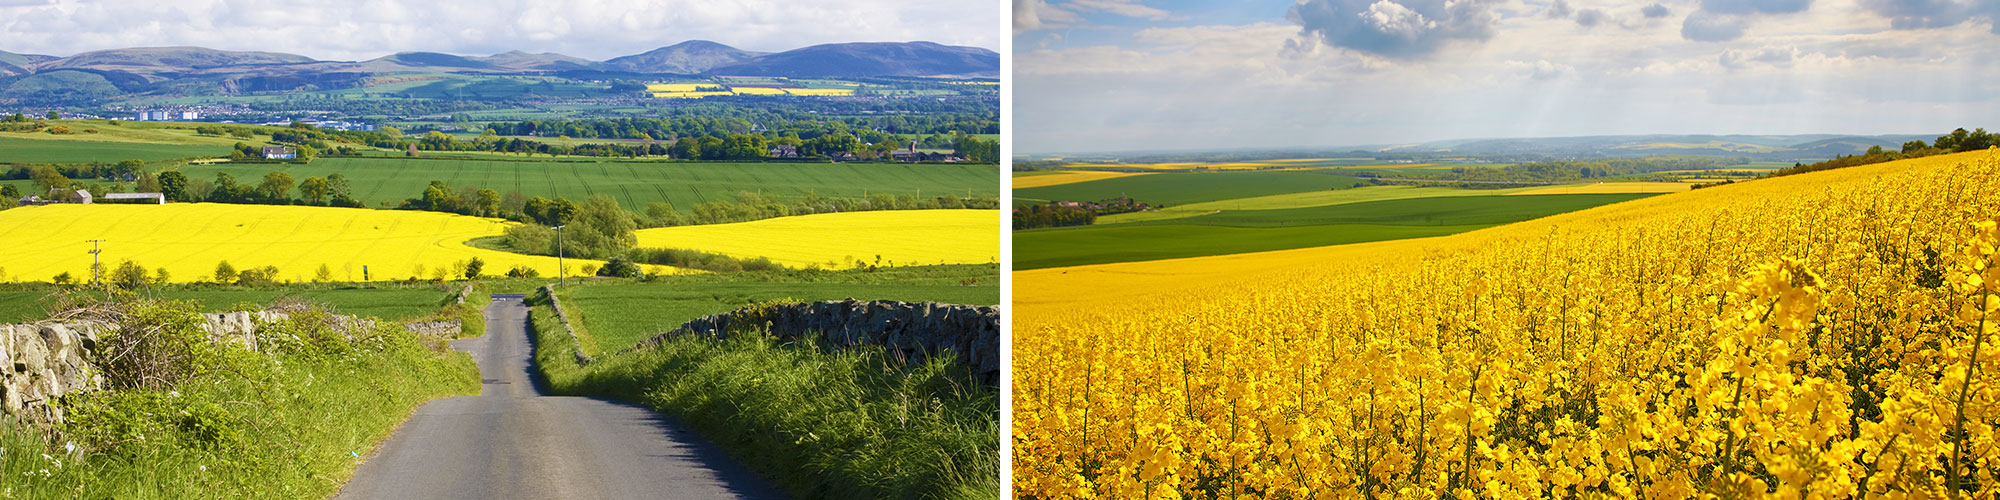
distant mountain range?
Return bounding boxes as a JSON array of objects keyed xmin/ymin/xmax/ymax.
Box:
[
  {"xmin": 0, "ymin": 41, "xmax": 997, "ymax": 103},
  {"xmin": 1, "ymin": 41, "xmax": 996, "ymax": 78}
]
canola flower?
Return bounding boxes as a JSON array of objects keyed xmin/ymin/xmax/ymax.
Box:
[
  {"xmin": 0, "ymin": 203, "xmax": 674, "ymax": 282},
  {"xmin": 1013, "ymin": 150, "xmax": 2000, "ymax": 499},
  {"xmin": 633, "ymin": 209, "xmax": 999, "ymax": 269}
]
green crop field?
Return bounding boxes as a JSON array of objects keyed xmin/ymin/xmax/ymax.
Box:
[
  {"xmin": 1098, "ymin": 185, "xmax": 1544, "ymax": 224},
  {"xmin": 0, "ymin": 135, "xmax": 232, "ymax": 164},
  {"xmin": 1014, "ymin": 224, "xmax": 1490, "ymax": 270},
  {"xmin": 559, "ymin": 277, "xmax": 999, "ymax": 354},
  {"xmin": 1015, "ymin": 193, "xmax": 1657, "ymax": 269},
  {"xmin": 1014, "ymin": 170, "xmax": 1364, "ymax": 207},
  {"xmin": 175, "ymin": 157, "xmax": 1000, "ymax": 210},
  {"xmin": 1143, "ymin": 193, "xmax": 1655, "ymax": 228}
]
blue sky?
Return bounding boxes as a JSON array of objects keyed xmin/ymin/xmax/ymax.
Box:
[
  {"xmin": 1013, "ymin": 0, "xmax": 2000, "ymax": 154},
  {"xmin": 0, "ymin": 0, "xmax": 1002, "ymax": 61}
]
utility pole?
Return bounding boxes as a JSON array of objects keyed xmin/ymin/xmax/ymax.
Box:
[
  {"xmin": 552, "ymin": 225, "xmax": 566, "ymax": 286},
  {"xmin": 86, "ymin": 239, "xmax": 104, "ymax": 288}
]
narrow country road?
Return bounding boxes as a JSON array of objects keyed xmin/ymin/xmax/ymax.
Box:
[{"xmin": 335, "ymin": 294, "xmax": 784, "ymax": 500}]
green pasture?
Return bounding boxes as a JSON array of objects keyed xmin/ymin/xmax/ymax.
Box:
[
  {"xmin": 558, "ymin": 274, "xmax": 999, "ymax": 354},
  {"xmin": 1015, "ymin": 193, "xmax": 1657, "ymax": 269},
  {"xmin": 1014, "ymin": 224, "xmax": 1490, "ymax": 270},
  {"xmin": 1097, "ymin": 185, "xmax": 1543, "ymax": 224},
  {"xmin": 0, "ymin": 135, "xmax": 231, "ymax": 164},
  {"xmin": 0, "ymin": 284, "xmax": 457, "ymax": 323}
]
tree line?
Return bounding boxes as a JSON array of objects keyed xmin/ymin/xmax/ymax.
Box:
[{"xmin": 1766, "ymin": 127, "xmax": 1995, "ymax": 179}]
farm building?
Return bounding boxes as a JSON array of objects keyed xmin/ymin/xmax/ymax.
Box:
[
  {"xmin": 102, "ymin": 193, "xmax": 166, "ymax": 205},
  {"xmin": 263, "ymin": 146, "xmax": 297, "ymax": 159},
  {"xmin": 769, "ymin": 145, "xmax": 800, "ymax": 158}
]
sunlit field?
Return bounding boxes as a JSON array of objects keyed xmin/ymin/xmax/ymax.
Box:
[
  {"xmin": 1014, "ymin": 150, "xmax": 2000, "ymax": 498},
  {"xmin": 0, "ymin": 203, "xmax": 666, "ymax": 283}
]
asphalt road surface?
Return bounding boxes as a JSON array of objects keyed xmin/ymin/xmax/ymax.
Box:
[{"xmin": 336, "ymin": 295, "xmax": 784, "ymax": 500}]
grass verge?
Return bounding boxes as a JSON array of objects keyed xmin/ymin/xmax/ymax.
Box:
[
  {"xmin": 0, "ymin": 301, "xmax": 480, "ymax": 498},
  {"xmin": 527, "ymin": 288, "xmax": 998, "ymax": 500}
]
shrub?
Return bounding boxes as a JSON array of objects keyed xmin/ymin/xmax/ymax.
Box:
[
  {"xmin": 505, "ymin": 265, "xmax": 541, "ymax": 278},
  {"xmin": 596, "ymin": 256, "xmax": 641, "ymax": 278}
]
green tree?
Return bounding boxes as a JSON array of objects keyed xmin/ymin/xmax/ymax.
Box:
[
  {"xmin": 28, "ymin": 165, "xmax": 68, "ymax": 190},
  {"xmin": 158, "ymin": 171, "xmax": 189, "ymax": 201},
  {"xmin": 45, "ymin": 111, "xmax": 57, "ymax": 120},
  {"xmin": 475, "ymin": 189, "xmax": 502, "ymax": 217},
  {"xmin": 564, "ymin": 196, "xmax": 638, "ymax": 258},
  {"xmin": 464, "ymin": 257, "xmax": 484, "ymax": 280},
  {"xmin": 316, "ymin": 264, "xmax": 333, "ymax": 282},
  {"xmin": 53, "ymin": 272, "xmax": 73, "ymax": 286},
  {"xmin": 111, "ymin": 260, "xmax": 148, "ymax": 290},
  {"xmin": 214, "ymin": 261, "xmax": 237, "ymax": 284},
  {"xmin": 258, "ymin": 171, "xmax": 296, "ymax": 202},
  {"xmin": 152, "ymin": 267, "xmax": 171, "ymax": 285},
  {"xmin": 595, "ymin": 256, "xmax": 640, "ymax": 278},
  {"xmin": 0, "ymin": 184, "xmax": 18, "ymax": 198},
  {"xmin": 299, "ymin": 176, "xmax": 329, "ymax": 205}
]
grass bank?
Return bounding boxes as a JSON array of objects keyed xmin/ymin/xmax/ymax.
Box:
[
  {"xmin": 556, "ymin": 264, "xmax": 998, "ymax": 354},
  {"xmin": 527, "ymin": 287, "xmax": 998, "ymax": 499},
  {"xmin": 0, "ymin": 300, "xmax": 480, "ymax": 498}
]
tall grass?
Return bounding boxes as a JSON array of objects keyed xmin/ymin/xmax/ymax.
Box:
[
  {"xmin": 527, "ymin": 288, "xmax": 997, "ymax": 499},
  {"xmin": 0, "ymin": 302, "xmax": 478, "ymax": 499}
]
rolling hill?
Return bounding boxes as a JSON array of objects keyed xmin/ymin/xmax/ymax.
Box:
[
  {"xmin": 601, "ymin": 40, "xmax": 764, "ymax": 74},
  {"xmin": 0, "ymin": 41, "xmax": 996, "ymax": 105},
  {"xmin": 709, "ymin": 41, "xmax": 999, "ymax": 78}
]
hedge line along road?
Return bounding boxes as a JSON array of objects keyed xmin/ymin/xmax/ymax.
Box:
[{"xmin": 335, "ymin": 295, "xmax": 783, "ymax": 500}]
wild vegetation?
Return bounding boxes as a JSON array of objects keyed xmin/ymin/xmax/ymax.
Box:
[
  {"xmin": 1013, "ymin": 150, "xmax": 2000, "ymax": 498},
  {"xmin": 529, "ymin": 284, "xmax": 998, "ymax": 500},
  {"xmin": 0, "ymin": 297, "xmax": 479, "ymax": 498}
]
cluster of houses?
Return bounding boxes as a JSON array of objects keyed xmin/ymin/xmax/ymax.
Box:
[
  {"xmin": 764, "ymin": 140, "xmax": 965, "ymax": 162},
  {"xmin": 16, "ymin": 189, "xmax": 164, "ymax": 206}
]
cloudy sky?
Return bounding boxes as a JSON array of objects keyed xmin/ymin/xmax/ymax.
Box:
[
  {"xmin": 1014, "ymin": 0, "xmax": 2000, "ymax": 154},
  {"xmin": 0, "ymin": 0, "xmax": 1002, "ymax": 61}
]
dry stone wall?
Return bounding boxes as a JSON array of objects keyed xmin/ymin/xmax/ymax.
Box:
[
  {"xmin": 1, "ymin": 309, "xmax": 461, "ymax": 425},
  {"xmin": 625, "ymin": 298, "xmax": 1001, "ymax": 385}
]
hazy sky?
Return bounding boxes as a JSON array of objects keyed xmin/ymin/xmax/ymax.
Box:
[
  {"xmin": 1014, "ymin": 0, "xmax": 2000, "ymax": 153},
  {"xmin": 0, "ymin": 0, "xmax": 1003, "ymax": 60}
]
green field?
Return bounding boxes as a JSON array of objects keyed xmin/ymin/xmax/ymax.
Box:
[
  {"xmin": 1098, "ymin": 185, "xmax": 1543, "ymax": 224},
  {"xmin": 0, "ymin": 284, "xmax": 456, "ymax": 323},
  {"xmin": 0, "ymin": 135, "xmax": 231, "ymax": 164},
  {"xmin": 176, "ymin": 157, "xmax": 1000, "ymax": 210},
  {"xmin": 1015, "ymin": 193, "xmax": 1656, "ymax": 269},
  {"xmin": 556, "ymin": 266, "xmax": 999, "ymax": 354},
  {"xmin": 1144, "ymin": 193, "xmax": 1653, "ymax": 227},
  {"xmin": 1014, "ymin": 170, "xmax": 1364, "ymax": 207}
]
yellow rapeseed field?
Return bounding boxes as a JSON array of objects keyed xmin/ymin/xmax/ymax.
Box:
[
  {"xmin": 0, "ymin": 204, "xmax": 671, "ymax": 283},
  {"xmin": 1014, "ymin": 150, "xmax": 2000, "ymax": 499},
  {"xmin": 730, "ymin": 86, "xmax": 787, "ymax": 96},
  {"xmin": 633, "ymin": 209, "xmax": 999, "ymax": 269},
  {"xmin": 644, "ymin": 83, "xmax": 704, "ymax": 92},
  {"xmin": 783, "ymin": 88, "xmax": 856, "ymax": 97},
  {"xmin": 1014, "ymin": 171, "xmax": 1155, "ymax": 189}
]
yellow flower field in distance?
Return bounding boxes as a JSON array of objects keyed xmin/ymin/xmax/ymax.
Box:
[
  {"xmin": 644, "ymin": 83, "xmax": 705, "ymax": 92},
  {"xmin": 730, "ymin": 86, "xmax": 787, "ymax": 96},
  {"xmin": 1505, "ymin": 181, "xmax": 1693, "ymax": 195},
  {"xmin": 634, "ymin": 209, "xmax": 998, "ymax": 269},
  {"xmin": 1012, "ymin": 170, "xmax": 1154, "ymax": 189},
  {"xmin": 783, "ymin": 88, "xmax": 855, "ymax": 96},
  {"xmin": 0, "ymin": 204, "xmax": 672, "ymax": 283},
  {"xmin": 1015, "ymin": 150, "xmax": 2000, "ymax": 499}
]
